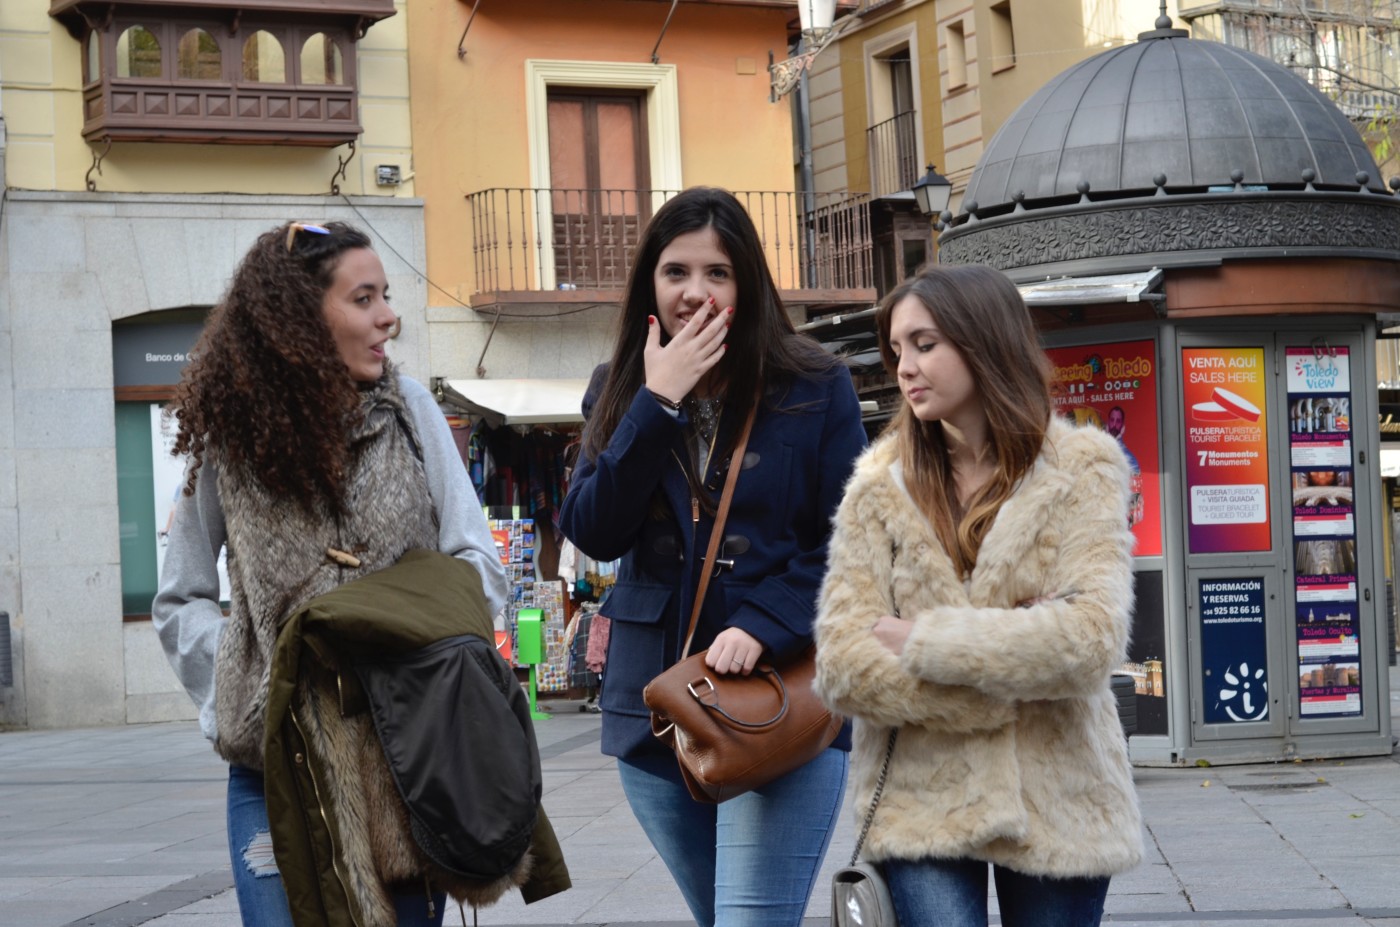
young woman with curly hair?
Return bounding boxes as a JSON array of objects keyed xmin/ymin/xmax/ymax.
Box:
[
  {"xmin": 559, "ymin": 187, "xmax": 867, "ymax": 927},
  {"xmin": 151, "ymin": 221, "xmax": 511, "ymax": 926},
  {"xmin": 813, "ymin": 265, "xmax": 1142, "ymax": 927}
]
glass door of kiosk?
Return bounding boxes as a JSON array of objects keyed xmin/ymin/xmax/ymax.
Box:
[{"xmin": 1180, "ymin": 329, "xmax": 1380, "ymax": 751}]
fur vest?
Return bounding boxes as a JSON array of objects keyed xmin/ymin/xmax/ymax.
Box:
[
  {"xmin": 813, "ymin": 417, "xmax": 1143, "ymax": 878},
  {"xmin": 212, "ymin": 370, "xmax": 454, "ymax": 925},
  {"xmin": 212, "ymin": 368, "xmax": 437, "ymax": 769}
]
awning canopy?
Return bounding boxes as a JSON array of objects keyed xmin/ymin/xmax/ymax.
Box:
[
  {"xmin": 1017, "ymin": 269, "xmax": 1163, "ymax": 306},
  {"xmin": 442, "ymin": 378, "xmax": 589, "ymax": 427}
]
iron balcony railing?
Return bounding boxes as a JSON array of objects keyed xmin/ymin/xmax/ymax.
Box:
[
  {"xmin": 867, "ymin": 110, "xmax": 919, "ymax": 198},
  {"xmin": 465, "ymin": 187, "xmax": 874, "ymax": 296}
]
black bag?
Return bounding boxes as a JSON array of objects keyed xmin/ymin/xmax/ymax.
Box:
[{"xmin": 354, "ymin": 633, "xmax": 541, "ymax": 881}]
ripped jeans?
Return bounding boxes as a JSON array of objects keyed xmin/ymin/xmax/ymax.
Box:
[{"xmin": 227, "ymin": 765, "xmax": 445, "ymax": 927}]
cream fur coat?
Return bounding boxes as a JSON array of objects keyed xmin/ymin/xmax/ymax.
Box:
[{"xmin": 814, "ymin": 417, "xmax": 1143, "ymax": 878}]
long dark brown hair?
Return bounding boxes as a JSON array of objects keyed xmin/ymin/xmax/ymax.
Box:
[
  {"xmin": 168, "ymin": 221, "xmax": 375, "ymax": 514},
  {"xmin": 580, "ymin": 187, "xmax": 837, "ymax": 476},
  {"xmin": 875, "ymin": 264, "xmax": 1051, "ymax": 576}
]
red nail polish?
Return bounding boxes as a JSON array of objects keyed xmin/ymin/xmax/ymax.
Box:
[
  {"xmin": 648, "ymin": 315, "xmax": 656, "ymax": 325},
  {"xmin": 727, "ymin": 306, "xmax": 735, "ymax": 314}
]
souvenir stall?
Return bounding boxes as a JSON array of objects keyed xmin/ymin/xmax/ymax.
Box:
[
  {"xmin": 438, "ymin": 378, "xmax": 611, "ymax": 702},
  {"xmin": 937, "ymin": 18, "xmax": 1397, "ymax": 765}
]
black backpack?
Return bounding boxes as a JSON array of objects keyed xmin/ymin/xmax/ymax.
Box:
[{"xmin": 354, "ymin": 632, "xmax": 542, "ymax": 881}]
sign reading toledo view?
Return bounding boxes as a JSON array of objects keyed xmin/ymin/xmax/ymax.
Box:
[{"xmin": 1182, "ymin": 348, "xmax": 1271, "ymax": 554}]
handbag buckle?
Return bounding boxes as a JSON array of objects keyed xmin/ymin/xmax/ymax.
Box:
[{"xmin": 687, "ymin": 677, "xmax": 717, "ymax": 704}]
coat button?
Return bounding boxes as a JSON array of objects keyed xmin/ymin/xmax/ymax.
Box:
[{"xmin": 294, "ymin": 752, "xmax": 305, "ymax": 765}]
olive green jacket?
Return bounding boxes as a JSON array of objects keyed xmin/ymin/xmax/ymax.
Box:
[{"xmin": 264, "ymin": 549, "xmax": 571, "ymax": 926}]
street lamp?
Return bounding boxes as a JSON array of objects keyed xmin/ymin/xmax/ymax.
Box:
[
  {"xmin": 770, "ymin": 1, "xmax": 857, "ymax": 99},
  {"xmin": 798, "ymin": 0, "xmax": 837, "ymax": 42},
  {"xmin": 912, "ymin": 164, "xmax": 953, "ymax": 217}
]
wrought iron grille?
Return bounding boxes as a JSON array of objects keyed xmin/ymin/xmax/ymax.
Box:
[
  {"xmin": 465, "ymin": 187, "xmax": 874, "ymax": 295},
  {"xmin": 867, "ymin": 110, "xmax": 920, "ymax": 197}
]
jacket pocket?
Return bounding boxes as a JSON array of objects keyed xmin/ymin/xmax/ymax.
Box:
[
  {"xmin": 598, "ymin": 582, "xmax": 674, "ymax": 717},
  {"xmin": 599, "ymin": 581, "xmax": 672, "ymax": 624}
]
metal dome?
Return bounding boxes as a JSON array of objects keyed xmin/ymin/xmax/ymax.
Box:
[{"xmin": 960, "ymin": 29, "xmax": 1385, "ymax": 216}]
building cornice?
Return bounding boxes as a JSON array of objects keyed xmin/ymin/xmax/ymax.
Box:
[{"xmin": 938, "ymin": 191, "xmax": 1400, "ymax": 283}]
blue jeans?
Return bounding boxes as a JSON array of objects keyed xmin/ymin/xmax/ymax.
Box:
[
  {"xmin": 617, "ymin": 747, "xmax": 847, "ymax": 927},
  {"xmin": 227, "ymin": 765, "xmax": 445, "ymax": 927},
  {"xmin": 883, "ymin": 856, "xmax": 1109, "ymax": 927}
]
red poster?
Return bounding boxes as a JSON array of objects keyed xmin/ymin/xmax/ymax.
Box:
[
  {"xmin": 1181, "ymin": 347, "xmax": 1271, "ymax": 553},
  {"xmin": 1047, "ymin": 340, "xmax": 1162, "ymax": 557}
]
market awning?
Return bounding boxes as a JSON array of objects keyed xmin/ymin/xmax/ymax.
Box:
[
  {"xmin": 1017, "ymin": 269, "xmax": 1164, "ymax": 306},
  {"xmin": 442, "ymin": 378, "xmax": 589, "ymax": 427}
]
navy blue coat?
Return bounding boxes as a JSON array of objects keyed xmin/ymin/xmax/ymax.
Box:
[{"xmin": 559, "ymin": 362, "xmax": 867, "ymax": 758}]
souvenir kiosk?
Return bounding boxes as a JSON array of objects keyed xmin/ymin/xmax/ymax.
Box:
[
  {"xmin": 937, "ymin": 15, "xmax": 1398, "ymax": 765},
  {"xmin": 437, "ymin": 377, "xmax": 611, "ymax": 705}
]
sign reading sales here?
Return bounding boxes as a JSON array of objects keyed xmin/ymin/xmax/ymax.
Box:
[{"xmin": 1182, "ymin": 347, "xmax": 1271, "ymax": 553}]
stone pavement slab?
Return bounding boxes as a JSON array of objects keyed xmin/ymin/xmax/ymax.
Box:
[{"xmin": 2, "ymin": 674, "xmax": 1399, "ymax": 927}]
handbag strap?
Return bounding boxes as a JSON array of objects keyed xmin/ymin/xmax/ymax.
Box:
[
  {"xmin": 850, "ymin": 728, "xmax": 899, "ymax": 866},
  {"xmin": 679, "ymin": 402, "xmax": 758, "ymax": 659}
]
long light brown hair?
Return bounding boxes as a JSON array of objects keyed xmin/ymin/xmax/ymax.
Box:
[{"xmin": 875, "ymin": 265, "xmax": 1051, "ymax": 576}]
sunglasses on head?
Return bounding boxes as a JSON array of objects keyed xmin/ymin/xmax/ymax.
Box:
[{"xmin": 285, "ymin": 222, "xmax": 330, "ymax": 252}]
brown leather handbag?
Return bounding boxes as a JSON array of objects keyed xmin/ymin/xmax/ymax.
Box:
[{"xmin": 643, "ymin": 406, "xmax": 843, "ymax": 803}]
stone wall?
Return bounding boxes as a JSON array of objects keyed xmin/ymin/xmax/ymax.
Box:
[{"xmin": 0, "ymin": 192, "xmax": 426, "ymax": 728}]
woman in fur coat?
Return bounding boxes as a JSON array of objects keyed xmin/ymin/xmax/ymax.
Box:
[
  {"xmin": 813, "ymin": 264, "xmax": 1142, "ymax": 927},
  {"xmin": 152, "ymin": 222, "xmax": 515, "ymax": 926}
]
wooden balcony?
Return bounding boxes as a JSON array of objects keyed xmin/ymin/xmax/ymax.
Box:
[
  {"xmin": 464, "ymin": 187, "xmax": 876, "ymax": 316},
  {"xmin": 82, "ymin": 79, "xmax": 360, "ymax": 145}
]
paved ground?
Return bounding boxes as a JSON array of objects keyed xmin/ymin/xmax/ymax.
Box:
[{"xmin": 1, "ymin": 666, "xmax": 1398, "ymax": 927}]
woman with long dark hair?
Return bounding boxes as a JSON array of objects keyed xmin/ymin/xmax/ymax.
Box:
[
  {"xmin": 814, "ymin": 264, "xmax": 1142, "ymax": 927},
  {"xmin": 560, "ymin": 187, "xmax": 867, "ymax": 926}
]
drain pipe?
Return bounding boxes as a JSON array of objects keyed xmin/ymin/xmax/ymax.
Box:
[{"xmin": 796, "ymin": 34, "xmax": 817, "ymax": 288}]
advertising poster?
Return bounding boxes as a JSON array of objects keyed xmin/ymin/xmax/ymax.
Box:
[
  {"xmin": 151, "ymin": 406, "xmax": 231, "ymax": 603},
  {"xmin": 1182, "ymin": 347, "xmax": 1271, "ymax": 553},
  {"xmin": 1286, "ymin": 346, "xmax": 1360, "ymax": 718},
  {"xmin": 1047, "ymin": 340, "xmax": 1162, "ymax": 557},
  {"xmin": 1199, "ymin": 577, "xmax": 1270, "ymax": 724}
]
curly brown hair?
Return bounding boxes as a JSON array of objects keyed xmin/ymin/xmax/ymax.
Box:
[{"xmin": 168, "ymin": 221, "xmax": 374, "ymax": 513}]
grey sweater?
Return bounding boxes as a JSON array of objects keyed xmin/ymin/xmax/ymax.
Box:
[{"xmin": 151, "ymin": 374, "xmax": 508, "ymax": 743}]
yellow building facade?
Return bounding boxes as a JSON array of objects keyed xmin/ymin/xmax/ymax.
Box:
[{"xmin": 810, "ymin": 0, "xmax": 1184, "ymax": 208}]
